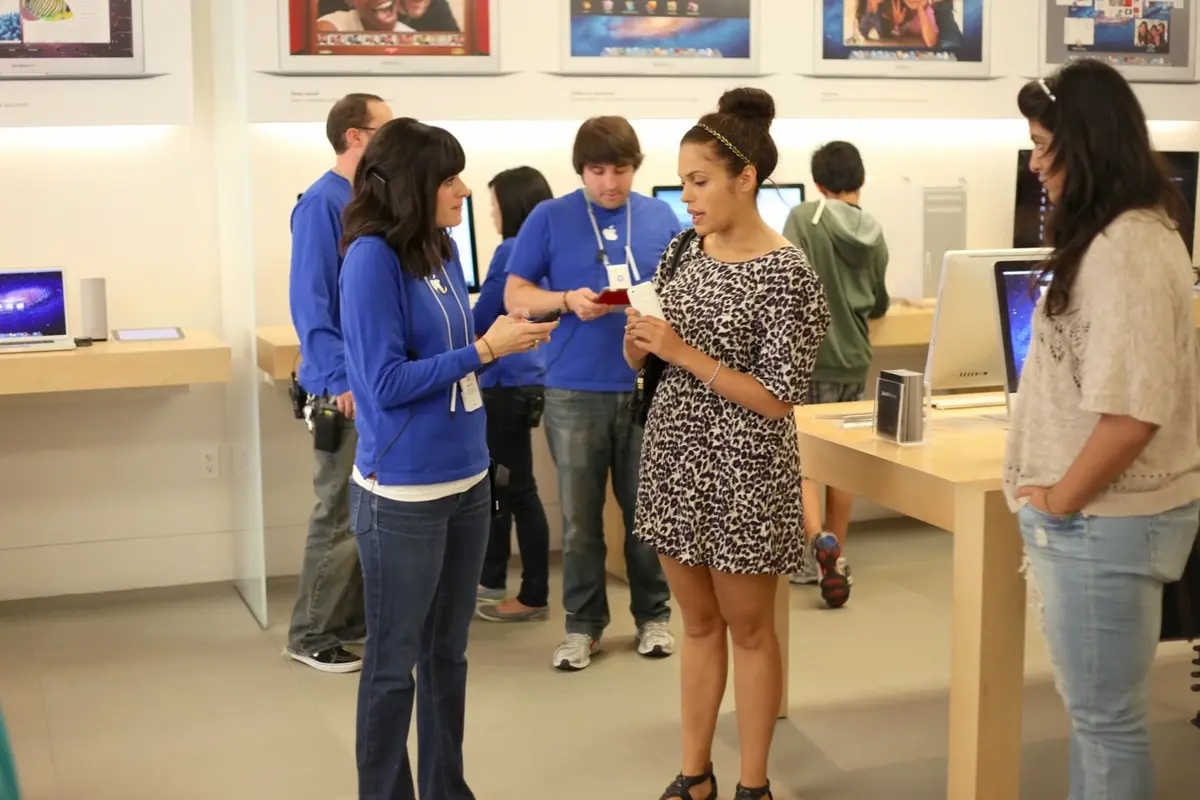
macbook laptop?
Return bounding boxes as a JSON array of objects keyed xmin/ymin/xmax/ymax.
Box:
[
  {"xmin": 993, "ymin": 259, "xmax": 1045, "ymax": 416},
  {"xmin": 0, "ymin": 268, "xmax": 76, "ymax": 354}
]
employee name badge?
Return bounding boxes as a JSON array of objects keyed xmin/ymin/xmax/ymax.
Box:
[
  {"xmin": 605, "ymin": 263, "xmax": 632, "ymax": 290},
  {"xmin": 459, "ymin": 372, "xmax": 483, "ymax": 412}
]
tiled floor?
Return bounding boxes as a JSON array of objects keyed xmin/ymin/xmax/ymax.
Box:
[{"xmin": 2, "ymin": 522, "xmax": 1198, "ymax": 799}]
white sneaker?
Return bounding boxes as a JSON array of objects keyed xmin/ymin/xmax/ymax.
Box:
[
  {"xmin": 790, "ymin": 556, "xmax": 819, "ymax": 585},
  {"xmin": 552, "ymin": 633, "xmax": 600, "ymax": 671},
  {"xmin": 635, "ymin": 621, "xmax": 675, "ymax": 658}
]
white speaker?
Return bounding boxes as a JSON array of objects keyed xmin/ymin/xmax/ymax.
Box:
[{"xmin": 80, "ymin": 278, "xmax": 108, "ymax": 342}]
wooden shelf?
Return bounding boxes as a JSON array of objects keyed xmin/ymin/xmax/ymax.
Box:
[
  {"xmin": 0, "ymin": 329, "xmax": 231, "ymax": 396},
  {"xmin": 257, "ymin": 325, "xmax": 300, "ymax": 381}
]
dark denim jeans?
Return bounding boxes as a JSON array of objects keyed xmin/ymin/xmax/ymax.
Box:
[
  {"xmin": 543, "ymin": 388, "xmax": 670, "ymax": 640},
  {"xmin": 288, "ymin": 419, "xmax": 364, "ymax": 654},
  {"xmin": 350, "ymin": 477, "xmax": 491, "ymax": 800},
  {"xmin": 479, "ymin": 386, "xmax": 551, "ymax": 608}
]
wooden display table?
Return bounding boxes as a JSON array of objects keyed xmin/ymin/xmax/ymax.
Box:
[
  {"xmin": 794, "ymin": 403, "xmax": 1021, "ymax": 799},
  {"xmin": 256, "ymin": 325, "xmax": 300, "ymax": 381},
  {"xmin": 0, "ymin": 329, "xmax": 231, "ymax": 396}
]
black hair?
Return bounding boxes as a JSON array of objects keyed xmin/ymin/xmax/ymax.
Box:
[
  {"xmin": 680, "ymin": 87, "xmax": 778, "ymax": 186},
  {"xmin": 399, "ymin": 0, "xmax": 461, "ymax": 31},
  {"xmin": 811, "ymin": 141, "xmax": 866, "ymax": 195},
  {"xmin": 340, "ymin": 117, "xmax": 467, "ymax": 280},
  {"xmin": 488, "ymin": 166, "xmax": 554, "ymax": 240},
  {"xmin": 325, "ymin": 92, "xmax": 384, "ymax": 154},
  {"xmin": 1017, "ymin": 59, "xmax": 1188, "ymax": 317}
]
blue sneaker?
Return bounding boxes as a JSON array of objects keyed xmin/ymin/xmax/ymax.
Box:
[{"xmin": 812, "ymin": 533, "xmax": 852, "ymax": 609}]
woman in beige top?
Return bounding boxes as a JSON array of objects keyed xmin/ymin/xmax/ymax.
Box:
[{"xmin": 1008, "ymin": 60, "xmax": 1200, "ymax": 800}]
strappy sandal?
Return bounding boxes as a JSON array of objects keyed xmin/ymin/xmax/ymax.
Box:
[
  {"xmin": 660, "ymin": 764, "xmax": 718, "ymax": 800},
  {"xmin": 734, "ymin": 781, "xmax": 772, "ymax": 800}
]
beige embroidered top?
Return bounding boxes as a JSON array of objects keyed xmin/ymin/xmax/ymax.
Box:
[{"xmin": 1003, "ymin": 209, "xmax": 1200, "ymax": 516}]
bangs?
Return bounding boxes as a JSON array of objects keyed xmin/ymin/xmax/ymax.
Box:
[{"xmin": 427, "ymin": 125, "xmax": 466, "ymax": 183}]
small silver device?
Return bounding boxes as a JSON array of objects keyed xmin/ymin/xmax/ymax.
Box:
[{"xmin": 874, "ymin": 369, "xmax": 926, "ymax": 445}]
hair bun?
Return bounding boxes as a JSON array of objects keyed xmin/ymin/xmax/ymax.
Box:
[{"xmin": 717, "ymin": 88, "xmax": 775, "ymax": 127}]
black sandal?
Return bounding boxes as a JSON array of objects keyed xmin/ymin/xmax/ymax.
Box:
[
  {"xmin": 734, "ymin": 781, "xmax": 772, "ymax": 800},
  {"xmin": 660, "ymin": 764, "xmax": 718, "ymax": 800}
]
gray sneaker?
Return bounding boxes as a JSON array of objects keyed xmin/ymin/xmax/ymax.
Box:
[
  {"xmin": 635, "ymin": 621, "xmax": 675, "ymax": 658},
  {"xmin": 476, "ymin": 585, "xmax": 505, "ymax": 604},
  {"xmin": 790, "ymin": 555, "xmax": 819, "ymax": 585},
  {"xmin": 552, "ymin": 633, "xmax": 600, "ymax": 671}
]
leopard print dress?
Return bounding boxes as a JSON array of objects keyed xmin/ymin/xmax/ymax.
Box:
[{"xmin": 634, "ymin": 232, "xmax": 831, "ymax": 575}]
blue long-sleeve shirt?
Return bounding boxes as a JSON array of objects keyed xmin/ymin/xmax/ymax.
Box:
[
  {"xmin": 340, "ymin": 235, "xmax": 488, "ymax": 486},
  {"xmin": 289, "ymin": 170, "xmax": 352, "ymax": 397},
  {"xmin": 471, "ymin": 238, "xmax": 546, "ymax": 390}
]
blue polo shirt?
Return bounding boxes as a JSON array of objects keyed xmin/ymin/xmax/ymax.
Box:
[{"xmin": 504, "ymin": 189, "xmax": 682, "ymax": 392}]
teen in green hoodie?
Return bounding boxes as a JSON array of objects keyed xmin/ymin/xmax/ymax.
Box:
[{"xmin": 782, "ymin": 141, "xmax": 889, "ymax": 608}]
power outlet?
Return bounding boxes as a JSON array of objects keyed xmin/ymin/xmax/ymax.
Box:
[{"xmin": 201, "ymin": 445, "xmax": 221, "ymax": 480}]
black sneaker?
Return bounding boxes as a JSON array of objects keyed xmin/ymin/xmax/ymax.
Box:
[{"xmin": 286, "ymin": 645, "xmax": 362, "ymax": 674}]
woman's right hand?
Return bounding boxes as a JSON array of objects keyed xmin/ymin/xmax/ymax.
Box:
[{"xmin": 479, "ymin": 315, "xmax": 558, "ymax": 361}]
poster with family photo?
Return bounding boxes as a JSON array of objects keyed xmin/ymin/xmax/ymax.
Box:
[
  {"xmin": 811, "ymin": 0, "xmax": 990, "ymax": 79},
  {"xmin": 1040, "ymin": 0, "xmax": 1196, "ymax": 82}
]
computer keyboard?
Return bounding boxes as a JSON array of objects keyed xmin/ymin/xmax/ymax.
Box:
[{"xmin": 929, "ymin": 392, "xmax": 1007, "ymax": 410}]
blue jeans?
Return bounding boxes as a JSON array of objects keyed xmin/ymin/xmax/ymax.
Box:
[
  {"xmin": 350, "ymin": 477, "xmax": 491, "ymax": 800},
  {"xmin": 543, "ymin": 388, "xmax": 670, "ymax": 639},
  {"xmin": 1018, "ymin": 501, "xmax": 1200, "ymax": 800}
]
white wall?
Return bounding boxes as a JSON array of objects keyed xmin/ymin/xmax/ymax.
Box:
[{"xmin": 4, "ymin": 0, "xmax": 1200, "ymax": 597}]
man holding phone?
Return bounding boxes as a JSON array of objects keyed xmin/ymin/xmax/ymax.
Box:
[{"xmin": 504, "ymin": 116, "xmax": 682, "ymax": 672}]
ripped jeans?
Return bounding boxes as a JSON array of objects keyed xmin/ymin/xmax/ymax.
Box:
[{"xmin": 1018, "ymin": 501, "xmax": 1199, "ymax": 800}]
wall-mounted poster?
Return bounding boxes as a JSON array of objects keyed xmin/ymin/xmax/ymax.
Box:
[
  {"xmin": 1039, "ymin": 1, "xmax": 1196, "ymax": 83},
  {"xmin": 811, "ymin": 0, "xmax": 990, "ymax": 79},
  {"xmin": 0, "ymin": 0, "xmax": 146, "ymax": 79},
  {"xmin": 557, "ymin": 0, "xmax": 760, "ymax": 76},
  {"xmin": 272, "ymin": 0, "xmax": 499, "ymax": 75}
]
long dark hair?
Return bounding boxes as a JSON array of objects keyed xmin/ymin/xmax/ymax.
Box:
[
  {"xmin": 1017, "ymin": 60, "xmax": 1188, "ymax": 317},
  {"xmin": 488, "ymin": 167, "xmax": 553, "ymax": 240},
  {"xmin": 340, "ymin": 117, "xmax": 466, "ymax": 280}
]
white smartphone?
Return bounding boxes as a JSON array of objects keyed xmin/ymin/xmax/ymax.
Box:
[{"xmin": 627, "ymin": 282, "xmax": 665, "ymax": 320}]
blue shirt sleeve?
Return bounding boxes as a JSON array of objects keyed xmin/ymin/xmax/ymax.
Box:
[
  {"xmin": 504, "ymin": 206, "xmax": 552, "ymax": 285},
  {"xmin": 288, "ymin": 196, "xmax": 349, "ymax": 396},
  {"xmin": 472, "ymin": 240, "xmax": 513, "ymax": 334},
  {"xmin": 340, "ymin": 240, "xmax": 483, "ymax": 409}
]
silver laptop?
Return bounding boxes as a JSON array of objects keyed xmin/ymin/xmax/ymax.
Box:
[
  {"xmin": 0, "ymin": 268, "xmax": 76, "ymax": 354},
  {"xmin": 993, "ymin": 259, "xmax": 1045, "ymax": 416}
]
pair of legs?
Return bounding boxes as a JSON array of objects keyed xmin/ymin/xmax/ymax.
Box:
[
  {"xmin": 287, "ymin": 417, "xmax": 365, "ymax": 669},
  {"xmin": 350, "ymin": 477, "xmax": 491, "ymax": 800},
  {"xmin": 1018, "ymin": 501, "xmax": 1199, "ymax": 800},
  {"xmin": 543, "ymin": 389, "xmax": 671, "ymax": 656},
  {"xmin": 478, "ymin": 386, "xmax": 551, "ymax": 614},
  {"xmin": 662, "ymin": 556, "xmax": 780, "ymax": 797}
]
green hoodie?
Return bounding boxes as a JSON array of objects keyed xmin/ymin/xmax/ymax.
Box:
[{"xmin": 783, "ymin": 198, "xmax": 889, "ymax": 385}]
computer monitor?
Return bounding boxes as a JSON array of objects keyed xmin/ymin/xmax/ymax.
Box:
[
  {"xmin": 0, "ymin": 268, "xmax": 72, "ymax": 346},
  {"xmin": 0, "ymin": 0, "xmax": 146, "ymax": 79},
  {"xmin": 651, "ymin": 183, "xmax": 805, "ymax": 234},
  {"xmin": 1013, "ymin": 149, "xmax": 1199, "ymax": 257},
  {"xmin": 450, "ymin": 193, "xmax": 481, "ymax": 293},
  {"xmin": 926, "ymin": 248, "xmax": 1050, "ymax": 394},
  {"xmin": 993, "ymin": 260, "xmax": 1047, "ymax": 399}
]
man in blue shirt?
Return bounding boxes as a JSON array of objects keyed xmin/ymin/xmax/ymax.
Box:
[
  {"xmin": 505, "ymin": 116, "xmax": 682, "ymax": 671},
  {"xmin": 286, "ymin": 92, "xmax": 392, "ymax": 674}
]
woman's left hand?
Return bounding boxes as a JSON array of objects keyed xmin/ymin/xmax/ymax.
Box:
[
  {"xmin": 1016, "ymin": 484, "xmax": 1075, "ymax": 516},
  {"xmin": 627, "ymin": 315, "xmax": 687, "ymax": 364}
]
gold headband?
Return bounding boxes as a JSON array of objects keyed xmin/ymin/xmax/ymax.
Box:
[{"xmin": 697, "ymin": 123, "xmax": 753, "ymax": 169}]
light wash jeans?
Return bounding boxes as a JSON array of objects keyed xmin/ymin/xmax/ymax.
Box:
[{"xmin": 1018, "ymin": 500, "xmax": 1199, "ymax": 800}]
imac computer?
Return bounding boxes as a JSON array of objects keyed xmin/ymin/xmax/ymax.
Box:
[
  {"xmin": 1014, "ymin": 149, "xmax": 1199, "ymax": 257},
  {"xmin": 652, "ymin": 183, "xmax": 805, "ymax": 234},
  {"xmin": 925, "ymin": 248, "xmax": 1049, "ymax": 409},
  {"xmin": 993, "ymin": 260, "xmax": 1045, "ymax": 415},
  {"xmin": 0, "ymin": 267, "xmax": 75, "ymax": 353},
  {"xmin": 0, "ymin": 0, "xmax": 147, "ymax": 79}
]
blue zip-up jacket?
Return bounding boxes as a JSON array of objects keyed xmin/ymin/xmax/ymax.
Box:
[
  {"xmin": 340, "ymin": 235, "xmax": 488, "ymax": 486},
  {"xmin": 289, "ymin": 170, "xmax": 352, "ymax": 397}
]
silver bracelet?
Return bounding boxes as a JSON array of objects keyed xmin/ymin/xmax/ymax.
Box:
[{"xmin": 703, "ymin": 362, "xmax": 722, "ymax": 387}]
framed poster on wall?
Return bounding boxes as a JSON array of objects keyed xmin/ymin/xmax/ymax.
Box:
[
  {"xmin": 0, "ymin": 0, "xmax": 147, "ymax": 79},
  {"xmin": 557, "ymin": 0, "xmax": 760, "ymax": 77},
  {"xmin": 810, "ymin": 0, "xmax": 990, "ymax": 79},
  {"xmin": 1038, "ymin": 1, "xmax": 1197, "ymax": 83},
  {"xmin": 272, "ymin": 0, "xmax": 499, "ymax": 75}
]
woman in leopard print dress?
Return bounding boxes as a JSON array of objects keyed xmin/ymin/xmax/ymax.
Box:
[{"xmin": 624, "ymin": 88, "xmax": 830, "ymax": 800}]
